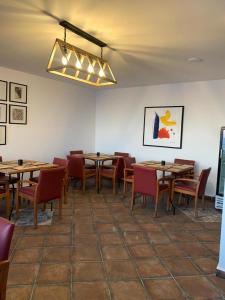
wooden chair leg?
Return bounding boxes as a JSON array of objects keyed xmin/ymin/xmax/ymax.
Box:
[
  {"xmin": 64, "ymin": 185, "xmax": 67, "ymax": 204},
  {"xmin": 16, "ymin": 189, "xmax": 20, "ymax": 218},
  {"xmin": 5, "ymin": 191, "xmax": 10, "ymax": 219},
  {"xmin": 123, "ymin": 180, "xmax": 126, "ymax": 196},
  {"xmin": 178, "ymin": 193, "xmax": 182, "ymax": 205},
  {"xmin": 83, "ymin": 178, "xmax": 85, "ymax": 192},
  {"xmin": 131, "ymin": 185, "xmax": 135, "ymax": 211},
  {"xmin": 202, "ymin": 195, "xmax": 205, "ymax": 209},
  {"xmin": 194, "ymin": 195, "xmax": 198, "ymax": 218},
  {"xmin": 0, "ymin": 260, "xmax": 9, "ymax": 300},
  {"xmin": 98, "ymin": 174, "xmax": 101, "ymax": 191},
  {"xmin": 34, "ymin": 200, "xmax": 38, "ymax": 228},
  {"xmin": 113, "ymin": 177, "xmax": 116, "ymax": 195}
]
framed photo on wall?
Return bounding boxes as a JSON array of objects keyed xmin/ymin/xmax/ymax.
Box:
[
  {"xmin": 9, "ymin": 104, "xmax": 27, "ymax": 125},
  {"xmin": 9, "ymin": 82, "xmax": 27, "ymax": 104},
  {"xmin": 0, "ymin": 80, "xmax": 7, "ymax": 101},
  {"xmin": 0, "ymin": 125, "xmax": 6, "ymax": 145},
  {"xmin": 0, "ymin": 103, "xmax": 7, "ymax": 123},
  {"xmin": 143, "ymin": 106, "xmax": 184, "ymax": 149}
]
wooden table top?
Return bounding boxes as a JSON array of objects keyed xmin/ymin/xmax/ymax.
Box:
[
  {"xmin": 0, "ymin": 160, "xmax": 56, "ymax": 175},
  {"xmin": 134, "ymin": 161, "xmax": 193, "ymax": 174},
  {"xmin": 84, "ymin": 153, "xmax": 118, "ymax": 161}
]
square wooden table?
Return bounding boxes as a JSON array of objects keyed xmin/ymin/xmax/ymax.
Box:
[{"xmin": 133, "ymin": 161, "xmax": 194, "ymax": 214}]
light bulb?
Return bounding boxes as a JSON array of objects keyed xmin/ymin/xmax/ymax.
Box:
[
  {"xmin": 99, "ymin": 68, "xmax": 105, "ymax": 77},
  {"xmin": 76, "ymin": 60, "xmax": 82, "ymax": 69},
  {"xmin": 87, "ymin": 64, "xmax": 94, "ymax": 73},
  {"xmin": 61, "ymin": 56, "xmax": 68, "ymax": 66}
]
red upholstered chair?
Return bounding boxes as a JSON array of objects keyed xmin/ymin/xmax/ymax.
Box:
[
  {"xmin": 114, "ymin": 152, "xmax": 129, "ymax": 157},
  {"xmin": 131, "ymin": 166, "xmax": 170, "ymax": 217},
  {"xmin": 99, "ymin": 157, "xmax": 120, "ymax": 194},
  {"xmin": 172, "ymin": 167, "xmax": 211, "ymax": 217},
  {"xmin": 174, "ymin": 158, "xmax": 195, "ymax": 178},
  {"xmin": 70, "ymin": 150, "xmax": 83, "ymax": 155},
  {"xmin": 0, "ymin": 218, "xmax": 15, "ymax": 300},
  {"xmin": 0, "ymin": 156, "xmax": 18, "ymax": 202},
  {"xmin": 30, "ymin": 157, "xmax": 69, "ymax": 204},
  {"xmin": 113, "ymin": 152, "xmax": 130, "ymax": 182},
  {"xmin": 67, "ymin": 155, "xmax": 96, "ymax": 191},
  {"xmin": 16, "ymin": 167, "xmax": 65, "ymax": 227},
  {"xmin": 0, "ymin": 218, "xmax": 15, "ymax": 261},
  {"xmin": 123, "ymin": 156, "xmax": 136, "ymax": 195},
  {"xmin": 0, "ymin": 183, "xmax": 10, "ymax": 219}
]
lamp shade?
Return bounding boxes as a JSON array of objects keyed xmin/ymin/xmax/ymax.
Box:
[{"xmin": 47, "ymin": 39, "xmax": 116, "ymax": 86}]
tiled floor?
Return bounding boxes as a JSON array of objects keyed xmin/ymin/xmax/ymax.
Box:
[{"xmin": 4, "ymin": 185, "xmax": 225, "ymax": 300}]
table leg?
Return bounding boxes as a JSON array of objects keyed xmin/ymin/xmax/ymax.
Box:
[{"xmin": 169, "ymin": 180, "xmax": 176, "ymax": 215}]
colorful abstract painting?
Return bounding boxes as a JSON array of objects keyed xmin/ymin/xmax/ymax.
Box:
[{"xmin": 143, "ymin": 106, "xmax": 184, "ymax": 148}]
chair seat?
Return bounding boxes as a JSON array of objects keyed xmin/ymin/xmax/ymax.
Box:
[
  {"xmin": 100, "ymin": 168, "xmax": 114, "ymax": 177},
  {"xmin": 20, "ymin": 186, "xmax": 35, "ymax": 197},
  {"xmin": 124, "ymin": 175, "xmax": 133, "ymax": 182},
  {"xmin": 84, "ymin": 168, "xmax": 96, "ymax": 176},
  {"xmin": 174, "ymin": 183, "xmax": 196, "ymax": 193}
]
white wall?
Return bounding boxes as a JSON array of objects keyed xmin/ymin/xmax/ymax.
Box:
[
  {"xmin": 0, "ymin": 66, "xmax": 96, "ymax": 162},
  {"xmin": 95, "ymin": 80, "xmax": 225, "ymax": 196}
]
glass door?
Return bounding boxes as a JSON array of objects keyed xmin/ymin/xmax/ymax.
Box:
[{"xmin": 217, "ymin": 127, "xmax": 225, "ymax": 196}]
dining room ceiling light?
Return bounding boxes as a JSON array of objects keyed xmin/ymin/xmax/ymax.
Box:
[{"xmin": 47, "ymin": 21, "xmax": 117, "ymax": 87}]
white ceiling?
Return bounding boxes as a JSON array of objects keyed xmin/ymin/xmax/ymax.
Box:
[{"xmin": 1, "ymin": 0, "xmax": 225, "ymax": 88}]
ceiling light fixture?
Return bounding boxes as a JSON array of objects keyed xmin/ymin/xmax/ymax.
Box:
[{"xmin": 47, "ymin": 20, "xmax": 116, "ymax": 87}]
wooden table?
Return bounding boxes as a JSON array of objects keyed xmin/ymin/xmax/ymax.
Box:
[
  {"xmin": 0, "ymin": 160, "xmax": 56, "ymax": 177},
  {"xmin": 135, "ymin": 160, "xmax": 194, "ymax": 176},
  {"xmin": 133, "ymin": 161, "xmax": 194, "ymax": 214},
  {"xmin": 84, "ymin": 153, "xmax": 119, "ymax": 193},
  {"xmin": 0, "ymin": 160, "xmax": 57, "ymax": 219}
]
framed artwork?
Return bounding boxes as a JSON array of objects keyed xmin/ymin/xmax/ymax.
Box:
[
  {"xmin": 0, "ymin": 125, "xmax": 6, "ymax": 145},
  {"xmin": 9, "ymin": 105, "xmax": 27, "ymax": 125},
  {"xmin": 0, "ymin": 80, "xmax": 7, "ymax": 101},
  {"xmin": 9, "ymin": 82, "xmax": 27, "ymax": 104},
  {"xmin": 0, "ymin": 103, "xmax": 7, "ymax": 123},
  {"xmin": 143, "ymin": 106, "xmax": 184, "ymax": 149}
]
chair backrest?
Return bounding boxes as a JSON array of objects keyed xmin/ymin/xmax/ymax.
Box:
[
  {"xmin": 0, "ymin": 260, "xmax": 9, "ymax": 300},
  {"xmin": 114, "ymin": 152, "xmax": 129, "ymax": 157},
  {"xmin": 37, "ymin": 167, "xmax": 65, "ymax": 203},
  {"xmin": 134, "ymin": 166, "xmax": 157, "ymax": 196},
  {"xmin": 53, "ymin": 157, "xmax": 68, "ymax": 168},
  {"xmin": 70, "ymin": 150, "xmax": 83, "ymax": 155},
  {"xmin": 174, "ymin": 158, "xmax": 195, "ymax": 166},
  {"xmin": 124, "ymin": 156, "xmax": 136, "ymax": 169},
  {"xmin": 0, "ymin": 218, "xmax": 15, "ymax": 261},
  {"xmin": 67, "ymin": 155, "xmax": 84, "ymax": 178},
  {"xmin": 198, "ymin": 167, "xmax": 211, "ymax": 197}
]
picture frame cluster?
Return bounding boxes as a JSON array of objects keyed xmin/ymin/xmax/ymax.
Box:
[{"xmin": 0, "ymin": 80, "xmax": 28, "ymax": 145}]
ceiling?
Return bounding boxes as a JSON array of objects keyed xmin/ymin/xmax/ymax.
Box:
[{"xmin": 1, "ymin": 0, "xmax": 225, "ymax": 88}]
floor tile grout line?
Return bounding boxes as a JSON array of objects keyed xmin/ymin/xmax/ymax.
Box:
[{"xmin": 29, "ymin": 228, "xmax": 49, "ymax": 300}]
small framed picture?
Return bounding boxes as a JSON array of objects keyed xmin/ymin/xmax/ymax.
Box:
[
  {"xmin": 0, "ymin": 80, "xmax": 7, "ymax": 101},
  {"xmin": 9, "ymin": 105, "xmax": 27, "ymax": 125},
  {"xmin": 0, "ymin": 103, "xmax": 7, "ymax": 123},
  {"xmin": 9, "ymin": 82, "xmax": 27, "ymax": 104},
  {"xmin": 0, "ymin": 125, "xmax": 6, "ymax": 145}
]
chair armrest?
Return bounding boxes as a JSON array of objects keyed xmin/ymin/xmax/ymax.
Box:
[
  {"xmin": 17, "ymin": 180, "xmax": 39, "ymax": 187},
  {"xmin": 173, "ymin": 178, "xmax": 198, "ymax": 184}
]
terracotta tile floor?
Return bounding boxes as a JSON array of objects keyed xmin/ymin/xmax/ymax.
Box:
[{"xmin": 4, "ymin": 186, "xmax": 225, "ymax": 300}]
